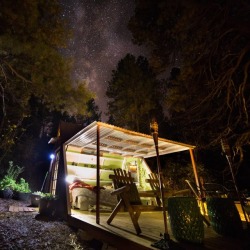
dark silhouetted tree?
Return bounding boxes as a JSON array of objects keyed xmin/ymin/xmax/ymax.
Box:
[
  {"xmin": 129, "ymin": 0, "xmax": 250, "ymax": 160},
  {"xmin": 0, "ymin": 0, "xmax": 92, "ymax": 162},
  {"xmin": 106, "ymin": 54, "xmax": 165, "ymax": 133}
]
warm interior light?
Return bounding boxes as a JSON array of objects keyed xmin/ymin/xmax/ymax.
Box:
[
  {"xmin": 129, "ymin": 161, "xmax": 137, "ymax": 173},
  {"xmin": 66, "ymin": 175, "xmax": 77, "ymax": 184}
]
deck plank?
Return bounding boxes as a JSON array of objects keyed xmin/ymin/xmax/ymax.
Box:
[{"xmin": 69, "ymin": 209, "xmax": 249, "ymax": 250}]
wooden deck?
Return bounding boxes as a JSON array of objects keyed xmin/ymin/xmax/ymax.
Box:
[{"xmin": 68, "ymin": 208, "xmax": 250, "ymax": 250}]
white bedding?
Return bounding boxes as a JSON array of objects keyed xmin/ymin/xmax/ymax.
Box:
[{"xmin": 71, "ymin": 187, "xmax": 118, "ymax": 211}]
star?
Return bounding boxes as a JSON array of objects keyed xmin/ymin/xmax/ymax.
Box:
[{"xmin": 61, "ymin": 0, "xmax": 146, "ymax": 120}]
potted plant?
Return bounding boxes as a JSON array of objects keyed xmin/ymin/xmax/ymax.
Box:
[
  {"xmin": 31, "ymin": 191, "xmax": 43, "ymax": 207},
  {"xmin": 39, "ymin": 193, "xmax": 58, "ymax": 218},
  {"xmin": 13, "ymin": 178, "xmax": 31, "ymax": 201},
  {"xmin": 0, "ymin": 161, "xmax": 24, "ymax": 199},
  {"xmin": 0, "ymin": 176, "xmax": 16, "ymax": 199}
]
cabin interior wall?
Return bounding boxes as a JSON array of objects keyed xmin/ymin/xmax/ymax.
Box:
[{"xmin": 65, "ymin": 151, "xmax": 152, "ymax": 189}]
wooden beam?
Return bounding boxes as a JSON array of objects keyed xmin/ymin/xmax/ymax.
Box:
[{"xmin": 96, "ymin": 124, "xmax": 100, "ymax": 224}]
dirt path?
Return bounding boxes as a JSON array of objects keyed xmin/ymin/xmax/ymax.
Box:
[{"xmin": 0, "ymin": 198, "xmax": 97, "ymax": 250}]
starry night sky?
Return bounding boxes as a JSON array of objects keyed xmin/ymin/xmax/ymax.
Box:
[{"xmin": 61, "ymin": 0, "xmax": 147, "ymax": 120}]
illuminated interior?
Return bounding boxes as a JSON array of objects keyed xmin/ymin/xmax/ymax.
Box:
[{"xmin": 65, "ymin": 145, "xmax": 152, "ymax": 190}]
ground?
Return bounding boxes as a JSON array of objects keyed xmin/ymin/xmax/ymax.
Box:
[{"xmin": 0, "ymin": 198, "xmax": 102, "ymax": 250}]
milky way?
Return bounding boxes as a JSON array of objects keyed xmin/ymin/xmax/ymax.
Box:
[{"xmin": 61, "ymin": 0, "xmax": 146, "ymax": 120}]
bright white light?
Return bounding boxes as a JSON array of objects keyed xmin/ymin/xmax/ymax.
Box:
[
  {"xmin": 66, "ymin": 175, "xmax": 77, "ymax": 184},
  {"xmin": 50, "ymin": 154, "xmax": 55, "ymax": 160}
]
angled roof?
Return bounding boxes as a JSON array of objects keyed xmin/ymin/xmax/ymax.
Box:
[{"xmin": 64, "ymin": 121, "xmax": 195, "ymax": 158}]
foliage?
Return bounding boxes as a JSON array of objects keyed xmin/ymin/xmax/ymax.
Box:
[
  {"xmin": 40, "ymin": 192, "xmax": 57, "ymax": 200},
  {"xmin": 0, "ymin": 0, "xmax": 92, "ymax": 160},
  {"xmin": 32, "ymin": 191, "xmax": 43, "ymax": 196},
  {"xmin": 4, "ymin": 161, "xmax": 24, "ymax": 180},
  {"xmin": 106, "ymin": 54, "xmax": 165, "ymax": 133},
  {"xmin": 0, "ymin": 176, "xmax": 16, "ymax": 190},
  {"xmin": 128, "ymin": 0, "xmax": 250, "ymax": 158},
  {"xmin": 84, "ymin": 98, "xmax": 102, "ymax": 124},
  {"xmin": 13, "ymin": 178, "xmax": 31, "ymax": 193},
  {"xmin": 128, "ymin": 0, "xmax": 185, "ymax": 73},
  {"xmin": 162, "ymin": 158, "xmax": 214, "ymax": 191},
  {"xmin": 60, "ymin": 98, "xmax": 102, "ymax": 126},
  {"xmin": 0, "ymin": 161, "xmax": 24, "ymax": 190}
]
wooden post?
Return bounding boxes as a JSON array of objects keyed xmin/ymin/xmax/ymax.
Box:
[
  {"xmin": 189, "ymin": 149, "xmax": 200, "ymax": 195},
  {"xmin": 96, "ymin": 124, "xmax": 100, "ymax": 224},
  {"xmin": 189, "ymin": 149, "xmax": 206, "ymax": 215}
]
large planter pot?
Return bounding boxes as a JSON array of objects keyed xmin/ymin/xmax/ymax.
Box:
[
  {"xmin": 168, "ymin": 197, "xmax": 204, "ymax": 244},
  {"xmin": 39, "ymin": 198, "xmax": 57, "ymax": 217},
  {"xmin": 13, "ymin": 191, "xmax": 31, "ymax": 202},
  {"xmin": 31, "ymin": 194, "xmax": 41, "ymax": 207},
  {"xmin": 206, "ymin": 197, "xmax": 243, "ymax": 237},
  {"xmin": 0, "ymin": 188, "xmax": 13, "ymax": 199}
]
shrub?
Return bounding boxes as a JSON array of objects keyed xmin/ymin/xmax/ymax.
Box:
[
  {"xmin": 6, "ymin": 161, "xmax": 24, "ymax": 180},
  {"xmin": 32, "ymin": 191, "xmax": 43, "ymax": 196},
  {"xmin": 0, "ymin": 176, "xmax": 16, "ymax": 190},
  {"xmin": 14, "ymin": 178, "xmax": 31, "ymax": 193},
  {"xmin": 40, "ymin": 193, "xmax": 57, "ymax": 200},
  {"xmin": 0, "ymin": 161, "xmax": 24, "ymax": 191}
]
